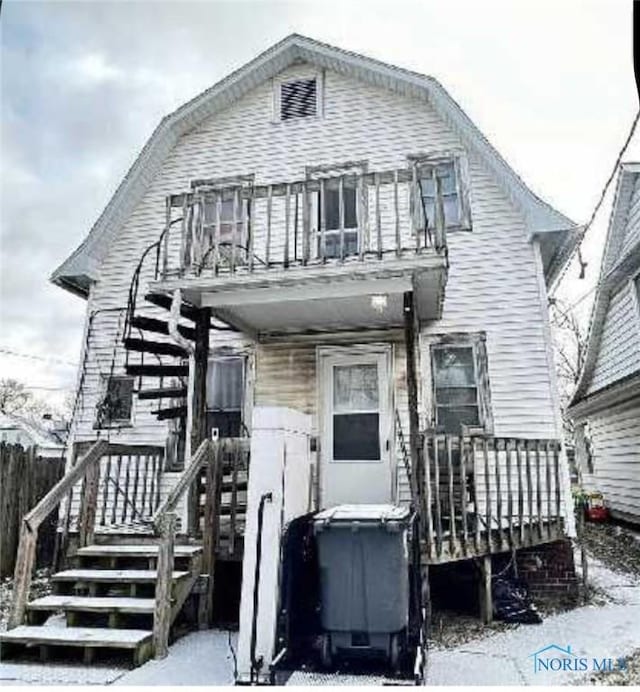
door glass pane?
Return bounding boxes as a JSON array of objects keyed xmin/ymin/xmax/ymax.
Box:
[
  {"xmin": 433, "ymin": 347, "xmax": 475, "ymax": 387},
  {"xmin": 333, "ymin": 413, "xmax": 380, "ymax": 460},
  {"xmin": 207, "ymin": 358, "xmax": 244, "ymax": 411},
  {"xmin": 333, "ymin": 364, "xmax": 379, "ymax": 412}
]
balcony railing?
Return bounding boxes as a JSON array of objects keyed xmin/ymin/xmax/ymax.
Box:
[{"xmin": 157, "ymin": 167, "xmax": 447, "ymax": 280}]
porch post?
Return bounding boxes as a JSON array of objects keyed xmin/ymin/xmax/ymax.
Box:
[
  {"xmin": 188, "ymin": 307, "xmax": 210, "ymax": 536},
  {"xmin": 403, "ymin": 291, "xmax": 422, "ymax": 512}
]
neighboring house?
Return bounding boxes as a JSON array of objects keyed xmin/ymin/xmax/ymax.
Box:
[
  {"xmin": 569, "ymin": 162, "xmax": 640, "ymax": 524},
  {"xmin": 1, "ymin": 36, "xmax": 580, "ymax": 674},
  {"xmin": 0, "ymin": 411, "xmax": 66, "ymax": 459}
]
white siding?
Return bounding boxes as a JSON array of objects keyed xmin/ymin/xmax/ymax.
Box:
[
  {"xmin": 620, "ymin": 175, "xmax": 640, "ymax": 259},
  {"xmin": 581, "ymin": 399, "xmax": 640, "ymax": 523},
  {"xmin": 586, "ymin": 283, "xmax": 640, "ymax": 395},
  {"xmin": 421, "ymin": 165, "xmax": 557, "ymax": 439},
  {"xmin": 69, "ymin": 62, "xmax": 560, "ymax": 509}
]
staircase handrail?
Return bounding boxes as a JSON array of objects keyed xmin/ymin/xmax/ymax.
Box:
[{"xmin": 8, "ymin": 439, "xmax": 110, "ymax": 629}]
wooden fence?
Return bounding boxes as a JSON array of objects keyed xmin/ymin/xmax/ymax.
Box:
[{"xmin": 0, "ymin": 444, "xmax": 65, "ymax": 577}]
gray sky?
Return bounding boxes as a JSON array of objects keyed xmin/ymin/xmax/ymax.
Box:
[{"xmin": 1, "ymin": 0, "xmax": 638, "ymax": 410}]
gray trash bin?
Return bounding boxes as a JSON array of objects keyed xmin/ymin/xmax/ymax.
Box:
[{"xmin": 313, "ymin": 504, "xmax": 411, "ymax": 668}]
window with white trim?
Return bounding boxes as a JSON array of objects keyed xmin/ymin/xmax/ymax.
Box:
[
  {"xmin": 413, "ymin": 155, "xmax": 472, "ymax": 232},
  {"xmin": 95, "ymin": 376, "xmax": 134, "ymax": 428},
  {"xmin": 429, "ymin": 334, "xmax": 492, "ymax": 434}
]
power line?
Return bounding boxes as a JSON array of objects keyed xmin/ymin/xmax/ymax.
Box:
[
  {"xmin": 0, "ymin": 348, "xmax": 77, "ymax": 367},
  {"xmin": 552, "ymin": 108, "xmax": 640, "ymax": 293}
]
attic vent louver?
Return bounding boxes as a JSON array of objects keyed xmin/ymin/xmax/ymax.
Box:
[{"xmin": 280, "ymin": 78, "xmax": 317, "ymax": 120}]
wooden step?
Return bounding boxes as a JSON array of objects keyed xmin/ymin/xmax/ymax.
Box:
[
  {"xmin": 144, "ymin": 293, "xmax": 200, "ymax": 320},
  {"xmin": 152, "ymin": 405, "xmax": 188, "ymax": 421},
  {"xmin": 0, "ymin": 626, "xmax": 152, "ymax": 655},
  {"xmin": 126, "ymin": 364, "xmax": 188, "ymax": 378},
  {"xmin": 137, "ymin": 386, "xmax": 188, "ymax": 401},
  {"xmin": 76, "ymin": 544, "xmax": 202, "ymax": 559},
  {"xmin": 130, "ymin": 315, "xmax": 196, "ymax": 340},
  {"xmin": 123, "ymin": 337, "xmax": 188, "ymax": 358},
  {"xmin": 27, "ymin": 595, "xmax": 155, "ymax": 615},
  {"xmin": 52, "ymin": 569, "xmax": 189, "ymax": 584}
]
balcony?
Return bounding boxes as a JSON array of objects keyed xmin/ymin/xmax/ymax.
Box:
[{"xmin": 152, "ymin": 168, "xmax": 448, "ymax": 336}]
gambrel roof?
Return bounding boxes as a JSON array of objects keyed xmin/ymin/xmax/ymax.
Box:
[
  {"xmin": 570, "ymin": 162, "xmax": 640, "ymax": 408},
  {"xmin": 51, "ymin": 34, "xmax": 578, "ymax": 297}
]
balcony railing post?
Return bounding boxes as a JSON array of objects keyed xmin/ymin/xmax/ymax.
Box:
[
  {"xmin": 284, "ymin": 183, "xmax": 291, "ymax": 268},
  {"xmin": 393, "ymin": 170, "xmax": 401, "ymax": 257},
  {"xmin": 231, "ymin": 188, "xmax": 239, "ymax": 274},
  {"xmin": 412, "ymin": 164, "xmax": 420, "ymax": 252},
  {"xmin": 339, "ymin": 175, "xmax": 345, "ymax": 262},
  {"xmin": 265, "ymin": 185, "xmax": 272, "ymax": 267},
  {"xmin": 247, "ymin": 191, "xmax": 254, "ymax": 272},
  {"xmin": 357, "ymin": 174, "xmax": 365, "ymax": 261},
  {"xmin": 213, "ymin": 192, "xmax": 221, "ymax": 276},
  {"xmin": 302, "ymin": 181, "xmax": 310, "ymax": 264},
  {"xmin": 434, "ymin": 175, "xmax": 446, "ymax": 252},
  {"xmin": 162, "ymin": 196, "xmax": 171, "ymax": 279},
  {"xmin": 375, "ymin": 173, "xmax": 382, "ymax": 258}
]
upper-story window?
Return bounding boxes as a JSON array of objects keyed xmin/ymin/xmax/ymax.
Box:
[
  {"xmin": 279, "ymin": 77, "xmax": 318, "ymax": 120},
  {"xmin": 412, "ymin": 154, "xmax": 472, "ymax": 233},
  {"xmin": 321, "ymin": 178, "xmax": 358, "ymax": 258},
  {"xmin": 428, "ymin": 333, "xmax": 492, "ymax": 434}
]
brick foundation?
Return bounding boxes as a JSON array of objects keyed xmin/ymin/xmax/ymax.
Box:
[{"xmin": 516, "ymin": 539, "xmax": 579, "ymax": 603}]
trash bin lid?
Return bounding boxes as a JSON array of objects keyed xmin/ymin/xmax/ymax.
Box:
[{"xmin": 314, "ymin": 504, "xmax": 411, "ymax": 524}]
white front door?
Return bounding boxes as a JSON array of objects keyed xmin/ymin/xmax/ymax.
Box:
[{"xmin": 319, "ymin": 346, "xmax": 393, "ymax": 507}]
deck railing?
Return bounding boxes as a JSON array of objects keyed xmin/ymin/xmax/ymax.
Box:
[
  {"xmin": 419, "ymin": 435, "xmax": 565, "ymax": 563},
  {"xmin": 157, "ymin": 167, "xmax": 447, "ymax": 279},
  {"xmin": 69, "ymin": 442, "xmax": 165, "ymax": 541}
]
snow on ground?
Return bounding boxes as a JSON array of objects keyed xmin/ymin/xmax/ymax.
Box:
[
  {"xmin": 426, "ymin": 555, "xmax": 640, "ymax": 686},
  {"xmin": 114, "ymin": 630, "xmax": 237, "ymax": 686},
  {"xmin": 1, "ymin": 540, "xmax": 639, "ymax": 686}
]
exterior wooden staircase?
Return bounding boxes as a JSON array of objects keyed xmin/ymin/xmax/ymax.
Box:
[
  {"xmin": 0, "ymin": 438, "xmax": 246, "ymax": 668},
  {"xmin": 0, "ymin": 543, "xmax": 202, "ymax": 666}
]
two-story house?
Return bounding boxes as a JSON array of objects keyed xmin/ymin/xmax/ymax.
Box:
[
  {"xmin": 2, "ymin": 35, "xmax": 580, "ymax": 676},
  {"xmin": 569, "ymin": 162, "xmax": 640, "ymax": 524}
]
